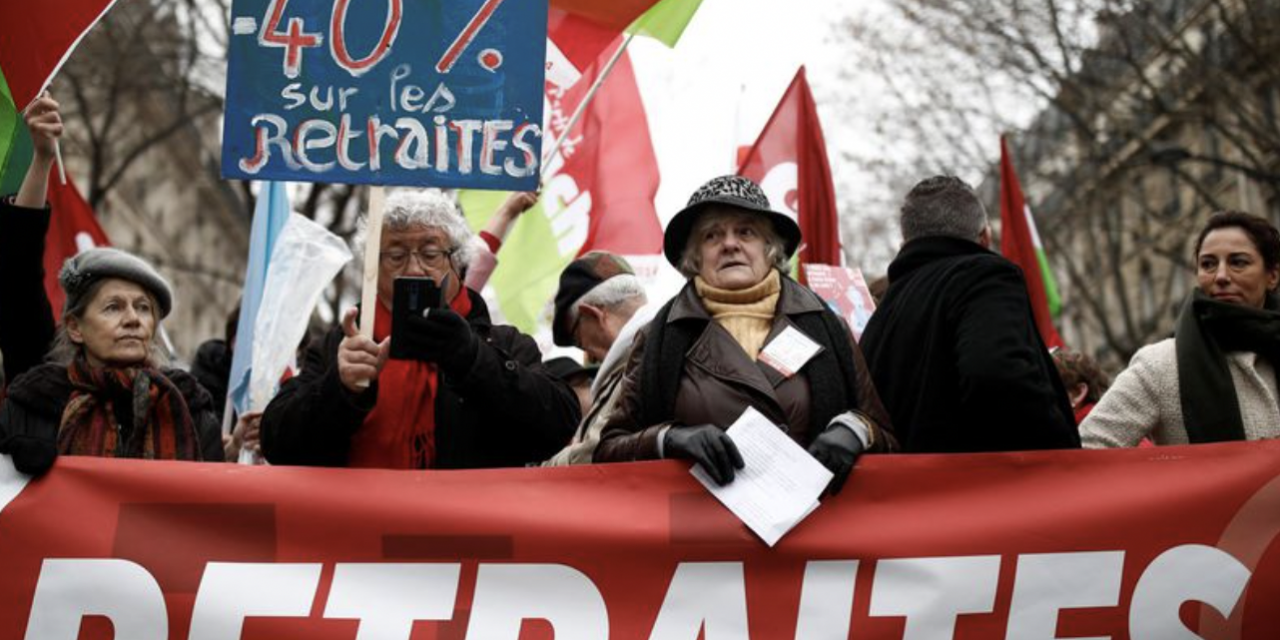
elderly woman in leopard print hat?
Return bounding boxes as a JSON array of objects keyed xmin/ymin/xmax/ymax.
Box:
[{"xmin": 593, "ymin": 175, "xmax": 897, "ymax": 494}]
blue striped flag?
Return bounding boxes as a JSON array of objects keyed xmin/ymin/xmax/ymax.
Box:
[{"xmin": 228, "ymin": 181, "xmax": 291, "ymax": 416}]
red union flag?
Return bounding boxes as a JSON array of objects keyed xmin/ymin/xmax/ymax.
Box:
[
  {"xmin": 546, "ymin": 44, "xmax": 662, "ymax": 257},
  {"xmin": 738, "ymin": 66, "xmax": 842, "ymax": 267},
  {"xmin": 2, "ymin": 441, "xmax": 1279, "ymax": 638},
  {"xmin": 545, "ymin": 0, "xmax": 662, "ymax": 88},
  {"xmin": 457, "ymin": 39, "xmax": 662, "ymax": 332}
]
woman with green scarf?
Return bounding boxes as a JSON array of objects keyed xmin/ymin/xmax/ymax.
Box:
[{"xmin": 1081, "ymin": 210, "xmax": 1280, "ymax": 446}]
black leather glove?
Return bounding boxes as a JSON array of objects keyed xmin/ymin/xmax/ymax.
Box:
[
  {"xmin": 664, "ymin": 424, "xmax": 744, "ymax": 486},
  {"xmin": 807, "ymin": 423, "xmax": 866, "ymax": 496},
  {"xmin": 0, "ymin": 435, "xmax": 57, "ymax": 477},
  {"xmin": 391, "ymin": 309, "xmax": 479, "ymax": 376}
]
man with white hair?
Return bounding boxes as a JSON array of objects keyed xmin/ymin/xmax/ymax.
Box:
[
  {"xmin": 262, "ymin": 189, "xmax": 581, "ymax": 469},
  {"xmin": 543, "ymin": 252, "xmax": 654, "ymax": 466}
]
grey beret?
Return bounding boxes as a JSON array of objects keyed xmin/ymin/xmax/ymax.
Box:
[{"xmin": 59, "ymin": 248, "xmax": 173, "ymax": 319}]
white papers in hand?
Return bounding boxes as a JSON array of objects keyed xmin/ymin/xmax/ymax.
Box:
[{"xmin": 690, "ymin": 407, "xmax": 833, "ymax": 546}]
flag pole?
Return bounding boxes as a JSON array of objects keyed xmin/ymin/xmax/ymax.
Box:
[
  {"xmin": 22, "ymin": 92, "xmax": 68, "ymax": 185},
  {"xmin": 359, "ymin": 186, "xmax": 386, "ymax": 341},
  {"xmin": 540, "ymin": 30, "xmax": 638, "ymax": 174},
  {"xmin": 350, "ymin": 185, "xmax": 386, "ymax": 390}
]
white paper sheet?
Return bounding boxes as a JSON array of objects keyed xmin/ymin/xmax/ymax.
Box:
[{"xmin": 691, "ymin": 407, "xmax": 833, "ymax": 546}]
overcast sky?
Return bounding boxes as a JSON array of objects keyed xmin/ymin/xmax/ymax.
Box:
[{"xmin": 629, "ymin": 0, "xmax": 888, "ymax": 267}]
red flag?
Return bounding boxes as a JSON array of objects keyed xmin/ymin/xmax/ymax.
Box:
[
  {"xmin": 737, "ymin": 67, "xmax": 842, "ymax": 267},
  {"xmin": 43, "ymin": 175, "xmax": 111, "ymax": 318},
  {"xmin": 546, "ymin": 0, "xmax": 662, "ymax": 84},
  {"xmin": 999, "ymin": 136, "xmax": 1064, "ymax": 350},
  {"xmin": 546, "ymin": 43, "xmax": 662, "ymax": 256},
  {"xmin": 546, "ymin": 11, "xmax": 619, "ymax": 87},
  {"xmin": 0, "ymin": 0, "xmax": 121, "ymax": 109},
  {"xmin": 549, "ymin": 0, "xmax": 662, "ymax": 31}
]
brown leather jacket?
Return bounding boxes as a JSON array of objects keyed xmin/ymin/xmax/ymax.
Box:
[{"xmin": 594, "ymin": 277, "xmax": 896, "ymax": 462}]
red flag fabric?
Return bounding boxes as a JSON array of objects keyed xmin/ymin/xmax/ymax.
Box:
[
  {"xmin": 737, "ymin": 67, "xmax": 842, "ymax": 267},
  {"xmin": 548, "ymin": 0, "xmax": 662, "ymax": 32},
  {"xmin": 0, "ymin": 0, "xmax": 121, "ymax": 109},
  {"xmin": 2, "ymin": 442, "xmax": 1280, "ymax": 637},
  {"xmin": 999, "ymin": 136, "xmax": 1064, "ymax": 350},
  {"xmin": 545, "ymin": 43, "xmax": 662, "ymax": 256},
  {"xmin": 43, "ymin": 176, "xmax": 110, "ymax": 318},
  {"xmin": 546, "ymin": 10, "xmax": 620, "ymax": 85},
  {"xmin": 546, "ymin": 0, "xmax": 662, "ymax": 82}
]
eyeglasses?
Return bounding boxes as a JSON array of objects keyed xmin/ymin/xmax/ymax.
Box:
[{"xmin": 380, "ymin": 247, "xmax": 453, "ymax": 271}]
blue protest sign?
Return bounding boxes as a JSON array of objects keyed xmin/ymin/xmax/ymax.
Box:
[{"xmin": 221, "ymin": 0, "xmax": 547, "ymax": 190}]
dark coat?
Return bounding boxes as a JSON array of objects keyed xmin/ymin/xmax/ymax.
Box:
[
  {"xmin": 260, "ymin": 289, "xmax": 581, "ymax": 469},
  {"xmin": 594, "ymin": 275, "xmax": 895, "ymax": 462},
  {"xmin": 190, "ymin": 339, "xmax": 231, "ymax": 422},
  {"xmin": 0, "ymin": 363, "xmax": 225, "ymax": 474},
  {"xmin": 859, "ymin": 236, "xmax": 1079, "ymax": 452},
  {"xmin": 0, "ymin": 198, "xmax": 56, "ymax": 387}
]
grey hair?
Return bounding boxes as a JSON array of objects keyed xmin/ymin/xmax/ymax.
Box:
[
  {"xmin": 46, "ymin": 278, "xmax": 168, "ymax": 367},
  {"xmin": 899, "ymin": 175, "xmax": 989, "ymax": 243},
  {"xmin": 353, "ymin": 188, "xmax": 475, "ymax": 271},
  {"xmin": 677, "ymin": 209, "xmax": 789, "ymax": 279},
  {"xmin": 567, "ymin": 274, "xmax": 647, "ymax": 328}
]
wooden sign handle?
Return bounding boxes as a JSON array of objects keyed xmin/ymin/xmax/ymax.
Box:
[
  {"xmin": 359, "ymin": 186, "xmax": 386, "ymax": 341},
  {"xmin": 352, "ymin": 186, "xmax": 386, "ymax": 390}
]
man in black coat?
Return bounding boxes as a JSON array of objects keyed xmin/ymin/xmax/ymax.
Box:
[
  {"xmin": 860, "ymin": 176, "xmax": 1078, "ymax": 452},
  {"xmin": 261, "ymin": 190, "xmax": 580, "ymax": 469}
]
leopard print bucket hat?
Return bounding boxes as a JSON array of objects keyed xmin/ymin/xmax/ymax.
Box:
[{"xmin": 663, "ymin": 175, "xmax": 802, "ymax": 268}]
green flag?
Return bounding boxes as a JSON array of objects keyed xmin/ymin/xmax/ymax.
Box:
[
  {"xmin": 627, "ymin": 0, "xmax": 704, "ymax": 47},
  {"xmin": 0, "ymin": 67, "xmax": 20, "ymax": 190},
  {"xmin": 458, "ymin": 190, "xmax": 574, "ymax": 334},
  {"xmin": 0, "ymin": 113, "xmax": 33, "ymax": 195}
]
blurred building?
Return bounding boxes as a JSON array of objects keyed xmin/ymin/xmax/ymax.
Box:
[{"xmin": 997, "ymin": 0, "xmax": 1280, "ymax": 369}]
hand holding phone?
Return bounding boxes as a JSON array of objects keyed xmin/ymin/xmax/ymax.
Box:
[
  {"xmin": 387, "ymin": 275, "xmax": 476, "ymax": 372},
  {"xmin": 390, "ymin": 276, "xmax": 441, "ymax": 360}
]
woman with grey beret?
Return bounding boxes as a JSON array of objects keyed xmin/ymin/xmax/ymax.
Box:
[{"xmin": 0, "ymin": 247, "xmax": 224, "ymax": 475}]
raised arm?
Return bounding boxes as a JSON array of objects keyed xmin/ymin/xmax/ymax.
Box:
[{"xmin": 16, "ymin": 94, "xmax": 62, "ymax": 209}]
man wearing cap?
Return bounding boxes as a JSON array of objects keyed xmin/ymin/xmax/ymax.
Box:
[
  {"xmin": 594, "ymin": 176, "xmax": 896, "ymax": 494},
  {"xmin": 859, "ymin": 176, "xmax": 1077, "ymax": 452},
  {"xmin": 542, "ymin": 252, "xmax": 654, "ymax": 467}
]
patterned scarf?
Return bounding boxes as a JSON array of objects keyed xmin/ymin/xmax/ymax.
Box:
[{"xmin": 59, "ymin": 355, "xmax": 201, "ymax": 460}]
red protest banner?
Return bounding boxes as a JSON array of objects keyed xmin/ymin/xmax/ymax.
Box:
[{"xmin": 1, "ymin": 441, "xmax": 1278, "ymax": 639}]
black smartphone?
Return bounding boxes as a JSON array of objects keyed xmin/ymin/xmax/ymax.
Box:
[
  {"xmin": 390, "ymin": 277, "xmax": 441, "ymax": 360},
  {"xmin": 394, "ymin": 276, "xmax": 441, "ymax": 317}
]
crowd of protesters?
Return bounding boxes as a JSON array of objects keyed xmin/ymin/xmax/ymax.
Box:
[{"xmin": 3, "ymin": 94, "xmax": 1279, "ymax": 491}]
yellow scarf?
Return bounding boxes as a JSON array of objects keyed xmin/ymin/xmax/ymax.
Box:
[{"xmin": 695, "ymin": 270, "xmax": 781, "ymax": 360}]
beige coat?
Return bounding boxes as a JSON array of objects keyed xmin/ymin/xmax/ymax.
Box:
[{"xmin": 1080, "ymin": 338, "xmax": 1280, "ymax": 447}]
